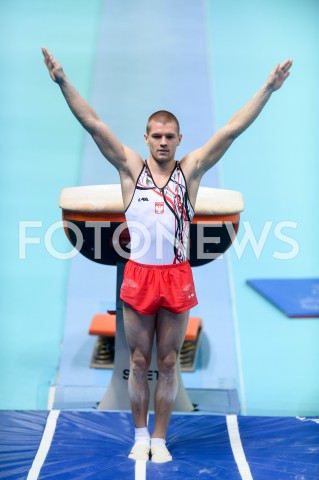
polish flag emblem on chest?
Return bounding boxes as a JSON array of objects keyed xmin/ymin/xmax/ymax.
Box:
[{"xmin": 155, "ymin": 202, "xmax": 164, "ymax": 214}]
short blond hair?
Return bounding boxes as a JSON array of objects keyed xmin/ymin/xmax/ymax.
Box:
[{"xmin": 146, "ymin": 110, "xmax": 180, "ymax": 134}]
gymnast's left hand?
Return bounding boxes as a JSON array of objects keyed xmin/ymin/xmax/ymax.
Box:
[{"xmin": 266, "ymin": 59, "xmax": 293, "ymax": 92}]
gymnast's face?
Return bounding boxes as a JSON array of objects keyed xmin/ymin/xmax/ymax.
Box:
[{"xmin": 144, "ymin": 120, "xmax": 182, "ymax": 163}]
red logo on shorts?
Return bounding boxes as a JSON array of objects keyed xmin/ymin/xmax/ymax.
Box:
[{"xmin": 155, "ymin": 202, "xmax": 164, "ymax": 214}]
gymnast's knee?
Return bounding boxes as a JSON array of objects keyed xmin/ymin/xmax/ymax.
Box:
[
  {"xmin": 157, "ymin": 352, "xmax": 178, "ymax": 375},
  {"xmin": 130, "ymin": 351, "xmax": 151, "ymax": 379}
]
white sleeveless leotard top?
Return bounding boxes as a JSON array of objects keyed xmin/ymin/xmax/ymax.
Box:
[{"xmin": 125, "ymin": 160, "xmax": 194, "ymax": 265}]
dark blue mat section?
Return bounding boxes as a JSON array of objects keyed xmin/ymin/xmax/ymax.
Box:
[
  {"xmin": 1, "ymin": 411, "xmax": 319, "ymax": 479},
  {"xmin": 41, "ymin": 411, "xmax": 135, "ymax": 480},
  {"xmin": 149, "ymin": 414, "xmax": 240, "ymax": 479},
  {"xmin": 247, "ymin": 278, "xmax": 319, "ymax": 317},
  {"xmin": 0, "ymin": 410, "xmax": 49, "ymax": 479},
  {"xmin": 238, "ymin": 416, "xmax": 319, "ymax": 480}
]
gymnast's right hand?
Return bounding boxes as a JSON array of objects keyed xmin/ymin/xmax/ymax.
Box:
[{"xmin": 42, "ymin": 47, "xmax": 65, "ymax": 84}]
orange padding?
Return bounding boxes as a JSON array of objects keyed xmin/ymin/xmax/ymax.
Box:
[
  {"xmin": 185, "ymin": 316, "xmax": 202, "ymax": 341},
  {"xmin": 89, "ymin": 313, "xmax": 116, "ymax": 337},
  {"xmin": 89, "ymin": 314, "xmax": 202, "ymax": 341}
]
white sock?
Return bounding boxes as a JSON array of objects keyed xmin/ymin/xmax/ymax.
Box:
[
  {"xmin": 134, "ymin": 427, "xmax": 150, "ymax": 446},
  {"xmin": 151, "ymin": 437, "xmax": 166, "ymax": 447}
]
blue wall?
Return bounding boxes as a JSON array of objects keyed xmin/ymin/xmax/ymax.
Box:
[
  {"xmin": 207, "ymin": 0, "xmax": 319, "ymax": 415},
  {"xmin": 0, "ymin": 0, "xmax": 103, "ymax": 408}
]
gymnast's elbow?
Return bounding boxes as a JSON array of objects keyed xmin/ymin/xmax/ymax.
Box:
[{"xmin": 223, "ymin": 122, "xmax": 243, "ymax": 141}]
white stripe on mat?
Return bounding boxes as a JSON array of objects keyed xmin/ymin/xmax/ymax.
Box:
[
  {"xmin": 134, "ymin": 412, "xmax": 148, "ymax": 480},
  {"xmin": 26, "ymin": 410, "xmax": 60, "ymax": 480},
  {"xmin": 135, "ymin": 460, "xmax": 147, "ymax": 480},
  {"xmin": 226, "ymin": 415, "xmax": 253, "ymax": 480}
]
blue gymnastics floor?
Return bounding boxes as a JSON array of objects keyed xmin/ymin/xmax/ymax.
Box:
[{"xmin": 1, "ymin": 411, "xmax": 319, "ymax": 480}]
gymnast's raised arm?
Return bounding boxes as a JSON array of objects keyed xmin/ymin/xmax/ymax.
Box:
[
  {"xmin": 182, "ymin": 59, "xmax": 293, "ymax": 183},
  {"xmin": 41, "ymin": 47, "xmax": 142, "ymax": 174}
]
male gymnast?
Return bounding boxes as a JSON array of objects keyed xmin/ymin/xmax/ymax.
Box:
[{"xmin": 42, "ymin": 47, "xmax": 292, "ymax": 462}]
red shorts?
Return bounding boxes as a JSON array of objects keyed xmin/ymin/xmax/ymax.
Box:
[{"xmin": 120, "ymin": 259, "xmax": 198, "ymax": 315}]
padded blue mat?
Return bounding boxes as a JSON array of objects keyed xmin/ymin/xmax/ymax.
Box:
[
  {"xmin": 1, "ymin": 411, "xmax": 318, "ymax": 479},
  {"xmin": 247, "ymin": 278, "xmax": 319, "ymax": 317}
]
